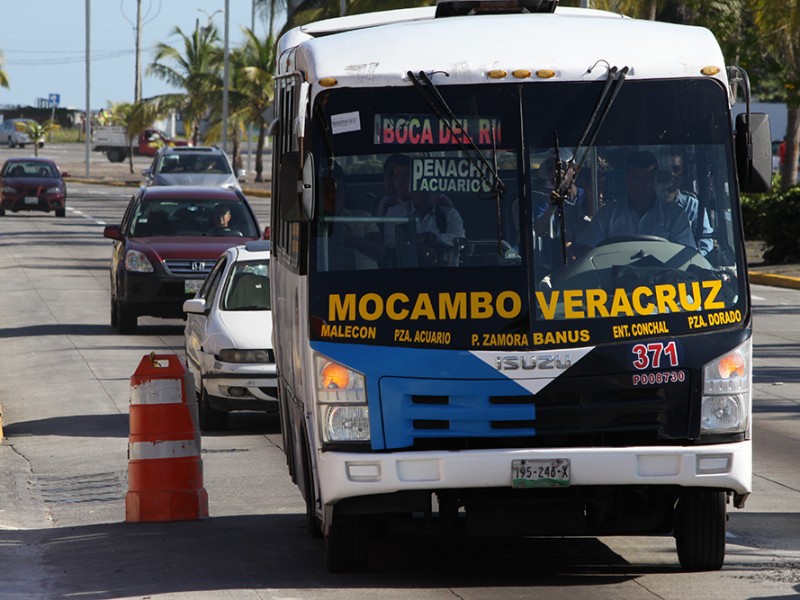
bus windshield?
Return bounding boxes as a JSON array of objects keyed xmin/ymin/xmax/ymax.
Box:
[{"xmin": 308, "ymin": 77, "xmax": 746, "ymax": 349}]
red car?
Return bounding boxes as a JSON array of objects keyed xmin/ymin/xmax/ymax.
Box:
[
  {"xmin": 103, "ymin": 185, "xmax": 264, "ymax": 334},
  {"xmin": 0, "ymin": 157, "xmax": 69, "ymax": 217}
]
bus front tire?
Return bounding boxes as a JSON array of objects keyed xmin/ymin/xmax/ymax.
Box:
[
  {"xmin": 301, "ymin": 435, "xmax": 322, "ymax": 539},
  {"xmin": 674, "ymin": 490, "xmax": 726, "ymax": 571},
  {"xmin": 324, "ymin": 512, "xmax": 369, "ymax": 573}
]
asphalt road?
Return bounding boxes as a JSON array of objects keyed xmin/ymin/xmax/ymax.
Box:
[{"xmin": 0, "ymin": 182, "xmax": 799, "ymax": 599}]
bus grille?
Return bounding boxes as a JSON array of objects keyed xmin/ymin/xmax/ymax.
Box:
[{"xmin": 378, "ymin": 374, "xmax": 690, "ymax": 451}]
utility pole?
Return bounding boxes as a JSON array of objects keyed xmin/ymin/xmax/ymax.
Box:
[
  {"xmin": 247, "ymin": 1, "xmax": 256, "ymax": 175},
  {"xmin": 85, "ymin": 0, "xmax": 91, "ymax": 177},
  {"xmin": 222, "ymin": 0, "xmax": 230, "ymax": 155},
  {"xmin": 134, "ymin": 0, "xmax": 142, "ymax": 102}
]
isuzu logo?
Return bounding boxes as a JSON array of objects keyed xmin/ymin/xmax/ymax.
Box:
[
  {"xmin": 495, "ymin": 355, "xmax": 572, "ymax": 371},
  {"xmin": 191, "ymin": 261, "xmax": 206, "ymax": 271}
]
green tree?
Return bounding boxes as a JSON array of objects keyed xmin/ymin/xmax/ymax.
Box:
[
  {"xmin": 233, "ymin": 29, "xmax": 276, "ymax": 182},
  {"xmin": 201, "ymin": 28, "xmax": 277, "ymax": 183},
  {"xmin": 107, "ymin": 101, "xmax": 163, "ymax": 174},
  {"xmin": 284, "ymin": 0, "xmax": 435, "ymax": 33},
  {"xmin": 147, "ymin": 24, "xmax": 222, "ymax": 146},
  {"xmin": 749, "ymin": 0, "xmax": 800, "ymax": 190},
  {"xmin": 255, "ymin": 0, "xmax": 288, "ymax": 37},
  {"xmin": 23, "ymin": 120, "xmax": 58, "ymax": 157}
]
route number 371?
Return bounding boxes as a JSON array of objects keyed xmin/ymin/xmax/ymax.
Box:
[{"xmin": 631, "ymin": 341, "xmax": 679, "ymax": 370}]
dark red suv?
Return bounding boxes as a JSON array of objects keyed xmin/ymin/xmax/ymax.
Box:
[{"xmin": 103, "ymin": 185, "xmax": 264, "ymax": 334}]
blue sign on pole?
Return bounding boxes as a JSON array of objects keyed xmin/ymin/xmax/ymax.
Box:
[{"xmin": 48, "ymin": 93, "xmax": 60, "ymax": 108}]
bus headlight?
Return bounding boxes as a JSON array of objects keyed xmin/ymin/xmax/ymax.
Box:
[
  {"xmin": 314, "ymin": 354, "xmax": 370, "ymax": 443},
  {"xmin": 324, "ymin": 406, "xmax": 370, "ymax": 442},
  {"xmin": 700, "ymin": 340, "xmax": 751, "ymax": 434}
]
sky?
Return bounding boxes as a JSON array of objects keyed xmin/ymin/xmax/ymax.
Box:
[{"xmin": 0, "ymin": 0, "xmax": 282, "ymax": 111}]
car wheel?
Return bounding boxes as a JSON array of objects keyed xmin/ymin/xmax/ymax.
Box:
[
  {"xmin": 7, "ymin": 137, "xmax": 14, "ymax": 149},
  {"xmin": 0, "ymin": 207, "xmax": 5, "ymax": 217},
  {"xmin": 55, "ymin": 208, "xmax": 66, "ymax": 218},
  {"xmin": 198, "ymin": 388, "xmax": 228, "ymax": 431},
  {"xmin": 115, "ymin": 299, "xmax": 138, "ymax": 334},
  {"xmin": 674, "ymin": 490, "xmax": 726, "ymax": 571},
  {"xmin": 107, "ymin": 149, "xmax": 125, "ymax": 163},
  {"xmin": 324, "ymin": 511, "xmax": 370, "ymax": 573}
]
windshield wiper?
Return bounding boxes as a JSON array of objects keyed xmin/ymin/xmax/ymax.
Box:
[
  {"xmin": 551, "ymin": 64, "xmax": 629, "ymax": 263},
  {"xmin": 407, "ymin": 70, "xmax": 506, "ymax": 256}
]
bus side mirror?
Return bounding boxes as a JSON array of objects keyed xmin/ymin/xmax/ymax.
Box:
[
  {"xmin": 735, "ymin": 112, "xmax": 772, "ymax": 193},
  {"xmin": 279, "ymin": 151, "xmax": 314, "ymax": 222}
]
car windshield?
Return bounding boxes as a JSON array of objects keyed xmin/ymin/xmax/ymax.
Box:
[
  {"xmin": 129, "ymin": 198, "xmax": 258, "ymax": 237},
  {"xmin": 222, "ymin": 260, "xmax": 270, "ymax": 311},
  {"xmin": 3, "ymin": 162, "xmax": 56, "ymax": 177},
  {"xmin": 159, "ymin": 154, "xmax": 231, "ymax": 175}
]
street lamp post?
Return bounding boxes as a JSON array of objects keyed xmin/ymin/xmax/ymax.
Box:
[
  {"xmin": 222, "ymin": 0, "xmax": 230, "ymax": 156},
  {"xmin": 85, "ymin": 0, "xmax": 91, "ymax": 177}
]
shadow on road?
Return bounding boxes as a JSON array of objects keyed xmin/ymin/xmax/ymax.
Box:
[{"xmin": 2, "ymin": 516, "xmax": 669, "ymax": 599}]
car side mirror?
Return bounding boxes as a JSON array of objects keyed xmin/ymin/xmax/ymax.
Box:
[
  {"xmin": 102, "ymin": 225, "xmax": 123, "ymax": 241},
  {"xmin": 183, "ymin": 298, "xmax": 208, "ymax": 315},
  {"xmin": 141, "ymin": 168, "xmax": 151, "ymax": 178},
  {"xmin": 61, "ymin": 171, "xmax": 71, "ymax": 178}
]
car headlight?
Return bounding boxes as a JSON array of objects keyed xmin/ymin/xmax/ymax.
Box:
[
  {"xmin": 3, "ymin": 186, "xmax": 18, "ymax": 194},
  {"xmin": 701, "ymin": 339, "xmax": 751, "ymax": 434},
  {"xmin": 217, "ymin": 349, "xmax": 271, "ymax": 363},
  {"xmin": 45, "ymin": 186, "xmax": 63, "ymax": 194},
  {"xmin": 314, "ymin": 354, "xmax": 370, "ymax": 443},
  {"xmin": 124, "ymin": 249, "xmax": 154, "ymax": 272}
]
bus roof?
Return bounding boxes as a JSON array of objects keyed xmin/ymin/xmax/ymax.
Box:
[{"xmin": 278, "ymin": 7, "xmax": 728, "ymax": 93}]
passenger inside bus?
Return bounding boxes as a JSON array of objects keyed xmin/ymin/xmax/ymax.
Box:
[
  {"xmin": 665, "ymin": 152, "xmax": 714, "ymax": 255},
  {"xmin": 373, "ymin": 154, "xmax": 411, "ymax": 217},
  {"xmin": 321, "ymin": 162, "xmax": 385, "ymax": 270},
  {"xmin": 572, "ymin": 150, "xmax": 695, "ymax": 258},
  {"xmin": 383, "ymin": 190, "xmax": 465, "ymax": 267}
]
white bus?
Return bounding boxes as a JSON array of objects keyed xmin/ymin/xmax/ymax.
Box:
[{"xmin": 269, "ymin": 0, "xmax": 772, "ymax": 572}]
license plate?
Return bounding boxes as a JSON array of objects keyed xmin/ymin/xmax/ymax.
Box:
[
  {"xmin": 511, "ymin": 458, "xmax": 570, "ymax": 489},
  {"xmin": 24, "ymin": 196, "xmax": 39, "ymax": 205},
  {"xmin": 185, "ymin": 280, "xmax": 203, "ymax": 294}
]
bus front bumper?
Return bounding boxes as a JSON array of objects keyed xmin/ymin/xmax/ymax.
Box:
[{"xmin": 316, "ymin": 441, "xmax": 752, "ymax": 508}]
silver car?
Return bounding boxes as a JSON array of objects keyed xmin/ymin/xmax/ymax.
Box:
[
  {"xmin": 0, "ymin": 119, "xmax": 44, "ymax": 149},
  {"xmin": 143, "ymin": 146, "xmax": 245, "ymax": 189}
]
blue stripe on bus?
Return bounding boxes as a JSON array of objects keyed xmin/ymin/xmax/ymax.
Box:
[{"xmin": 310, "ymin": 341, "xmax": 547, "ymax": 449}]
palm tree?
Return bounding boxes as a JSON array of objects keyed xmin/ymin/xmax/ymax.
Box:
[
  {"xmin": 23, "ymin": 120, "xmax": 58, "ymax": 157},
  {"xmin": 232, "ymin": 28, "xmax": 276, "ymax": 182},
  {"xmin": 147, "ymin": 24, "xmax": 222, "ymax": 146},
  {"xmin": 0, "ymin": 50, "xmax": 9, "ymax": 89},
  {"xmin": 107, "ymin": 101, "xmax": 162, "ymax": 174},
  {"xmin": 284, "ymin": 0, "xmax": 435, "ymax": 32},
  {"xmin": 201, "ymin": 28, "xmax": 277, "ymax": 183},
  {"xmin": 255, "ymin": 0, "xmax": 287, "ymax": 37},
  {"xmin": 750, "ymin": 0, "xmax": 800, "ymax": 189}
]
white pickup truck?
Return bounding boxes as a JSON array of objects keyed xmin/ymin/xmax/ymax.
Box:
[{"xmin": 93, "ymin": 126, "xmax": 189, "ymax": 162}]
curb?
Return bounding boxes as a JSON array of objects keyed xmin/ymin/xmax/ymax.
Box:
[{"xmin": 748, "ymin": 271, "xmax": 800, "ymax": 290}]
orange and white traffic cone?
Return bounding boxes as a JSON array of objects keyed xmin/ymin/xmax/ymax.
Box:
[{"xmin": 125, "ymin": 352, "xmax": 209, "ymax": 522}]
